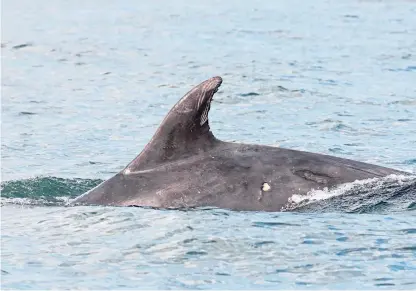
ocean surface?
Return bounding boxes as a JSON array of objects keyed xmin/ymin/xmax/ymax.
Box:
[{"xmin": 1, "ymin": 0, "xmax": 416, "ymax": 289}]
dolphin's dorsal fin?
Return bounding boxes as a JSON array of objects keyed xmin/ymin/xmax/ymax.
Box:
[{"xmin": 125, "ymin": 76, "xmax": 223, "ymax": 173}]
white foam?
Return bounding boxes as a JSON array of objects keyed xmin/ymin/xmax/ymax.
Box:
[{"xmin": 288, "ymin": 174, "xmax": 416, "ymax": 206}]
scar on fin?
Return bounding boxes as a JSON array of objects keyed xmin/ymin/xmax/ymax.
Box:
[{"xmin": 293, "ymin": 170, "xmax": 331, "ymax": 184}]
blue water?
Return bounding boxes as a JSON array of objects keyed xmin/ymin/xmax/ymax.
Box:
[{"xmin": 1, "ymin": 0, "xmax": 416, "ymax": 289}]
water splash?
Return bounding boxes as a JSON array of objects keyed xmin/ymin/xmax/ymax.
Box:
[{"xmin": 284, "ymin": 174, "xmax": 416, "ymax": 214}]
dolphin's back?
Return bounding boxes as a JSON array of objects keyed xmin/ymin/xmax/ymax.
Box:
[{"xmin": 71, "ymin": 76, "xmax": 409, "ymax": 212}]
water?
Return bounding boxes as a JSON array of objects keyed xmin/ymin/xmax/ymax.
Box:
[
  {"xmin": 1, "ymin": 0, "xmax": 416, "ymax": 289},
  {"xmin": 2, "ymin": 206, "xmax": 416, "ymax": 290}
]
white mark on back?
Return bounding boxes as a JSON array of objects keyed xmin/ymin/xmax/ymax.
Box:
[{"xmin": 262, "ymin": 182, "xmax": 271, "ymax": 191}]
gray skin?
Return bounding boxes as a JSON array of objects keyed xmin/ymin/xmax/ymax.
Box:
[{"xmin": 71, "ymin": 76, "xmax": 407, "ymax": 211}]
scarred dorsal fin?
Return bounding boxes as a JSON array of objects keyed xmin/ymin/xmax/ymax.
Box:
[{"xmin": 124, "ymin": 76, "xmax": 223, "ymax": 173}]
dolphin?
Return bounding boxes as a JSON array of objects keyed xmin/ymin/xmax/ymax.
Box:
[{"xmin": 71, "ymin": 76, "xmax": 408, "ymax": 211}]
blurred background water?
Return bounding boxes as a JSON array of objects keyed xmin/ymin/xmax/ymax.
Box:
[{"xmin": 1, "ymin": 0, "xmax": 416, "ymax": 289}]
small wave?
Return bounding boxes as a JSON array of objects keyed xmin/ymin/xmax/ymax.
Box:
[
  {"xmin": 0, "ymin": 196, "xmax": 72, "ymax": 207},
  {"xmin": 239, "ymin": 92, "xmax": 260, "ymax": 97},
  {"xmin": 18, "ymin": 111, "xmax": 37, "ymax": 116},
  {"xmin": 11, "ymin": 42, "xmax": 33, "ymax": 50},
  {"xmin": 1, "ymin": 177, "xmax": 103, "ymax": 206},
  {"xmin": 284, "ymin": 174, "xmax": 416, "ymax": 214},
  {"xmin": 289, "ymin": 175, "xmax": 414, "ymax": 204}
]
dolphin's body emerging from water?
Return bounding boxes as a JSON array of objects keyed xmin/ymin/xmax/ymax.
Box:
[{"xmin": 72, "ymin": 77, "xmax": 407, "ymax": 211}]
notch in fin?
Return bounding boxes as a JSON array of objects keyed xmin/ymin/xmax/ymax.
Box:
[{"xmin": 125, "ymin": 76, "xmax": 223, "ymax": 173}]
